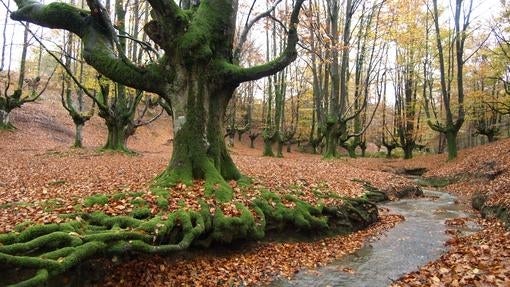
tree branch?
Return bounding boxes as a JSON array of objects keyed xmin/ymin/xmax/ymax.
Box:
[
  {"xmin": 11, "ymin": 0, "xmax": 167, "ymax": 95},
  {"xmin": 233, "ymin": 0, "xmax": 283, "ymax": 62},
  {"xmin": 227, "ymin": 0, "xmax": 305, "ymax": 83}
]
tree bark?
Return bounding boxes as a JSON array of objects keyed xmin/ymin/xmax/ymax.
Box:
[
  {"xmin": 445, "ymin": 129, "xmax": 458, "ymax": 160},
  {"xmin": 403, "ymin": 143, "xmax": 414, "ymax": 160},
  {"xmin": 156, "ymin": 76, "xmax": 241, "ymax": 201},
  {"xmin": 74, "ymin": 123, "xmax": 84, "ymax": 148},
  {"xmin": 0, "ymin": 109, "xmax": 10, "ymax": 128}
]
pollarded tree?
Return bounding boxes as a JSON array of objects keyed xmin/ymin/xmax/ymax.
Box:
[
  {"xmin": 0, "ymin": 23, "xmax": 54, "ymax": 129},
  {"xmin": 12, "ymin": 0, "xmax": 306, "ymax": 200},
  {"xmin": 424, "ymin": 0, "xmax": 473, "ymax": 160},
  {"xmin": 60, "ymin": 25, "xmax": 95, "ymax": 148}
]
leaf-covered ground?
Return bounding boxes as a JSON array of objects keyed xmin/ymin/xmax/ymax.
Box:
[
  {"xmin": 1, "ymin": 100, "xmax": 413, "ymax": 285},
  {"xmin": 380, "ymin": 140, "xmax": 510, "ymax": 286},
  {"xmin": 2, "ymin": 99, "xmax": 509, "ymax": 286}
]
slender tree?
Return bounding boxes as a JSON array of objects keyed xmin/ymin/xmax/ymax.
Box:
[
  {"xmin": 1, "ymin": 23, "xmax": 54, "ymax": 129},
  {"xmin": 424, "ymin": 0, "xmax": 473, "ymax": 159}
]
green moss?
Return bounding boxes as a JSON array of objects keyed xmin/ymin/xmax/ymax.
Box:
[
  {"xmin": 130, "ymin": 191, "xmax": 145, "ymax": 197},
  {"xmin": 178, "ymin": 0, "xmax": 234, "ymax": 62},
  {"xmin": 237, "ymin": 176, "xmax": 253, "ymax": 188},
  {"xmin": 111, "ymin": 193, "xmax": 127, "ymax": 201},
  {"xmin": 0, "ymin": 180, "xmax": 380, "ymax": 286},
  {"xmin": 83, "ymin": 195, "xmax": 109, "ymax": 207},
  {"xmin": 153, "ymin": 168, "xmax": 193, "ymax": 189},
  {"xmin": 131, "ymin": 207, "xmax": 152, "ymax": 219},
  {"xmin": 156, "ymin": 198, "xmax": 169, "ymax": 210},
  {"xmin": 131, "ymin": 197, "xmax": 147, "ymax": 207},
  {"xmin": 0, "ymin": 201, "xmax": 29, "ymax": 209},
  {"xmin": 153, "ymin": 189, "xmax": 169, "ymax": 198},
  {"xmin": 416, "ymin": 177, "xmax": 451, "ymax": 188},
  {"xmin": 0, "ymin": 123, "xmax": 15, "ymax": 130}
]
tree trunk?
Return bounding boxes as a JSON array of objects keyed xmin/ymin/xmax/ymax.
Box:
[
  {"xmin": 385, "ymin": 146, "xmax": 394, "ymax": 158},
  {"xmin": 323, "ymin": 122, "xmax": 339, "ymax": 158},
  {"xmin": 487, "ymin": 133, "xmax": 496, "ymax": 143},
  {"xmin": 104, "ymin": 121, "xmax": 129, "ymax": 152},
  {"xmin": 346, "ymin": 145, "xmax": 356, "ymax": 158},
  {"xmin": 155, "ymin": 76, "xmax": 241, "ymax": 202},
  {"xmin": 74, "ymin": 123, "xmax": 84, "ymax": 148},
  {"xmin": 360, "ymin": 145, "xmax": 366, "ymax": 157},
  {"xmin": 445, "ymin": 130, "xmax": 458, "ymax": 160},
  {"xmin": 276, "ymin": 135, "xmax": 284, "ymax": 157},
  {"xmin": 263, "ymin": 136, "xmax": 275, "ymax": 157},
  {"xmin": 250, "ymin": 137, "xmax": 256, "ymax": 148},
  {"xmin": 403, "ymin": 144, "xmax": 414, "ymax": 159},
  {"xmin": 0, "ymin": 109, "xmax": 10, "ymax": 128},
  {"xmin": 11, "ymin": 0, "xmax": 306, "ymax": 202}
]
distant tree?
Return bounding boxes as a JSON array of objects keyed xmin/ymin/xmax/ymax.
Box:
[
  {"xmin": 60, "ymin": 23, "xmax": 95, "ymax": 148},
  {"xmin": 1, "ymin": 24, "xmax": 54, "ymax": 129},
  {"xmin": 424, "ymin": 0, "xmax": 474, "ymax": 160}
]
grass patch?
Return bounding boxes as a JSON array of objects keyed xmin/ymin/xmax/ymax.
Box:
[
  {"xmin": 416, "ymin": 177, "xmax": 451, "ymax": 188},
  {"xmin": 156, "ymin": 198, "xmax": 169, "ymax": 210},
  {"xmin": 131, "ymin": 197, "xmax": 147, "ymax": 207},
  {"xmin": 83, "ymin": 194, "xmax": 109, "ymax": 207},
  {"xmin": 111, "ymin": 192, "xmax": 127, "ymax": 201},
  {"xmin": 0, "ymin": 201, "xmax": 30, "ymax": 209}
]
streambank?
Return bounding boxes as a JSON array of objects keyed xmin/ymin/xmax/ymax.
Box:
[{"xmin": 271, "ymin": 190, "xmax": 479, "ymax": 286}]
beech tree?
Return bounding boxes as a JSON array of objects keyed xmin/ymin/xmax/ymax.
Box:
[
  {"xmin": 0, "ymin": 23, "xmax": 54, "ymax": 129},
  {"xmin": 12, "ymin": 0, "xmax": 305, "ymax": 199},
  {"xmin": 424, "ymin": 0, "xmax": 473, "ymax": 160},
  {"xmin": 60, "ymin": 24, "xmax": 95, "ymax": 148}
]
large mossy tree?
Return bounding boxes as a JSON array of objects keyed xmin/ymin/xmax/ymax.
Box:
[{"xmin": 12, "ymin": 0, "xmax": 305, "ymax": 200}]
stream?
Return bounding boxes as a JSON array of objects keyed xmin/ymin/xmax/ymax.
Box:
[{"xmin": 271, "ymin": 190, "xmax": 479, "ymax": 287}]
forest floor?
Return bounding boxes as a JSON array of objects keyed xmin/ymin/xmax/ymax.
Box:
[{"xmin": 0, "ymin": 97, "xmax": 509, "ymax": 286}]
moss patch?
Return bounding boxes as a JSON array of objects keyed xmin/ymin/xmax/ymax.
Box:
[
  {"xmin": 415, "ymin": 177, "xmax": 451, "ymax": 188},
  {"xmin": 83, "ymin": 195, "xmax": 109, "ymax": 207}
]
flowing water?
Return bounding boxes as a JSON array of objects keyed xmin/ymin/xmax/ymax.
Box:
[{"xmin": 271, "ymin": 190, "xmax": 479, "ymax": 287}]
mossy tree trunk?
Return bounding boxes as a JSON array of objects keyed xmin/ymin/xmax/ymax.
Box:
[
  {"xmin": 248, "ymin": 131, "xmax": 259, "ymax": 148},
  {"xmin": 0, "ymin": 108, "xmax": 11, "ymax": 129},
  {"xmin": 402, "ymin": 143, "xmax": 414, "ymax": 160},
  {"xmin": 423, "ymin": 0, "xmax": 471, "ymax": 160},
  {"xmin": 445, "ymin": 129, "xmax": 459, "ymax": 160},
  {"xmin": 13, "ymin": 0, "xmax": 305, "ymax": 199},
  {"xmin": 359, "ymin": 140, "xmax": 367, "ymax": 157},
  {"xmin": 95, "ymin": 78, "xmax": 142, "ymax": 152},
  {"xmin": 61, "ymin": 26, "xmax": 94, "ymax": 148},
  {"xmin": 0, "ymin": 24, "xmax": 50, "ymax": 130},
  {"xmin": 383, "ymin": 142, "xmax": 397, "ymax": 158},
  {"xmin": 323, "ymin": 120, "xmax": 339, "ymax": 158}
]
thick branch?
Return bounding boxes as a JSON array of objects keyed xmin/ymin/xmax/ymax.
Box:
[
  {"xmin": 233, "ymin": 0, "xmax": 283, "ymax": 62},
  {"xmin": 11, "ymin": 0, "xmax": 167, "ymax": 95},
  {"xmin": 228, "ymin": 0, "xmax": 305, "ymax": 83}
]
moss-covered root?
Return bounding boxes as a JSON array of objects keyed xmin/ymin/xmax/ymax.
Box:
[{"xmin": 0, "ymin": 192, "xmax": 380, "ymax": 286}]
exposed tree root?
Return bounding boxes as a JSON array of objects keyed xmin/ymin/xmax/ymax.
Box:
[{"xmin": 0, "ymin": 193, "xmax": 379, "ymax": 286}]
